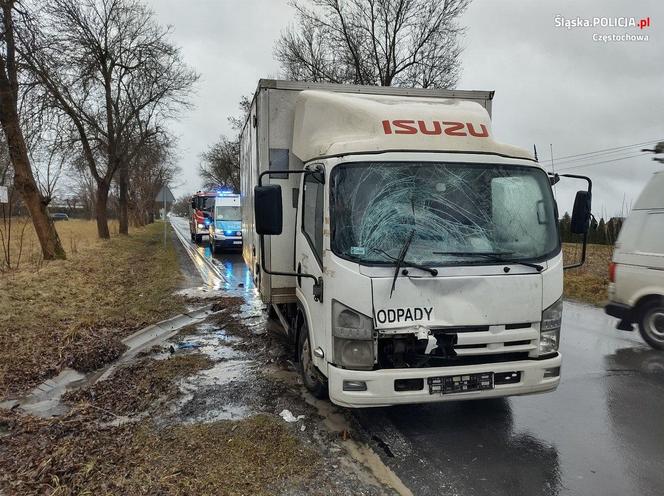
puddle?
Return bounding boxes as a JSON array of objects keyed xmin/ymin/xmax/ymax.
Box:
[{"xmin": 173, "ymin": 323, "xmax": 242, "ymax": 361}]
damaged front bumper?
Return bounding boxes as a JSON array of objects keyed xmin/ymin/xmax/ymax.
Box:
[{"xmin": 327, "ymin": 353, "xmax": 562, "ymax": 408}]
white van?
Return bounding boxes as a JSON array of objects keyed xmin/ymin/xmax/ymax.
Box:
[
  {"xmin": 208, "ymin": 192, "xmax": 242, "ymax": 254},
  {"xmin": 605, "ymin": 170, "xmax": 664, "ymax": 349}
]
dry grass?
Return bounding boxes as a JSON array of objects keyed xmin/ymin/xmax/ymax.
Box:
[
  {"xmin": 0, "ymin": 412, "xmax": 318, "ymax": 496},
  {"xmin": 0, "ymin": 217, "xmax": 119, "ymax": 271},
  {"xmin": 0, "ymin": 221, "xmax": 185, "ymax": 399},
  {"xmin": 563, "ymin": 243, "xmax": 613, "ymax": 306}
]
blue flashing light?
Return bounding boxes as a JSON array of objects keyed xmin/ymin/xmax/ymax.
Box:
[
  {"xmin": 224, "ymin": 230, "xmax": 234, "ymax": 236},
  {"xmin": 204, "ymin": 218, "xmax": 211, "ymax": 226}
]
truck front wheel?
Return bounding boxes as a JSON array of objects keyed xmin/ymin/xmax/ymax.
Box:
[
  {"xmin": 638, "ymin": 299, "xmax": 664, "ymax": 350},
  {"xmin": 298, "ymin": 322, "xmax": 328, "ymax": 399}
]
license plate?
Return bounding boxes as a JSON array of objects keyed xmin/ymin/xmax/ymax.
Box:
[
  {"xmin": 428, "ymin": 372, "xmax": 494, "ymax": 395},
  {"xmin": 233, "ymin": 241, "xmax": 242, "ymax": 245}
]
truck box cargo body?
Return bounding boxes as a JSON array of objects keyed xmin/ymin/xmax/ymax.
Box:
[{"xmin": 241, "ymin": 79, "xmax": 591, "ymax": 408}]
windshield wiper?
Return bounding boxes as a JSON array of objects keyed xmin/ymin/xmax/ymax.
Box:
[
  {"xmin": 390, "ymin": 230, "xmax": 415, "ymax": 298},
  {"xmin": 432, "ymin": 251, "xmax": 544, "ymax": 272},
  {"xmin": 371, "ymin": 248, "xmax": 439, "ymax": 277}
]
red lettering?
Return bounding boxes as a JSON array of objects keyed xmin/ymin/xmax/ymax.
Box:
[
  {"xmin": 443, "ymin": 121, "xmax": 466, "ymax": 136},
  {"xmin": 467, "ymin": 123, "xmax": 489, "ymax": 138},
  {"xmin": 382, "ymin": 120, "xmax": 489, "ymax": 138},
  {"xmin": 418, "ymin": 120, "xmax": 442, "ymax": 135},
  {"xmin": 393, "ymin": 120, "xmax": 417, "ymax": 135}
]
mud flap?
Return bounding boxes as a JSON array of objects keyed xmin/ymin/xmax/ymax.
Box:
[{"xmin": 616, "ymin": 319, "xmax": 634, "ymax": 332}]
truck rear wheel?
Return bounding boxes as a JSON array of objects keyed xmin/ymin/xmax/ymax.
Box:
[
  {"xmin": 298, "ymin": 322, "xmax": 328, "ymax": 399},
  {"xmin": 638, "ymin": 300, "xmax": 664, "ymax": 350}
]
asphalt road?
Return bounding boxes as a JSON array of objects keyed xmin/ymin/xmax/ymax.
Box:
[{"xmin": 171, "ymin": 217, "xmax": 664, "ymax": 496}]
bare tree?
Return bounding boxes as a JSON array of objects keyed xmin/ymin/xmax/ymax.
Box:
[
  {"xmin": 199, "ymin": 136, "xmax": 240, "ymax": 193},
  {"xmin": 275, "ymin": 0, "xmax": 470, "ymax": 88},
  {"xmin": 0, "ymin": 0, "xmax": 65, "ymax": 259},
  {"xmin": 128, "ymin": 132, "xmax": 178, "ymax": 226},
  {"xmin": 199, "ymin": 97, "xmax": 250, "ymax": 193},
  {"xmin": 18, "ymin": 0, "xmax": 197, "ymax": 238}
]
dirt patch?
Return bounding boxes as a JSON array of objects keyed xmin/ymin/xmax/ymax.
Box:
[
  {"xmin": 0, "ymin": 411, "xmax": 319, "ymax": 496},
  {"xmin": 211, "ymin": 295, "xmax": 246, "ymax": 312},
  {"xmin": 64, "ymin": 354, "xmax": 214, "ymax": 418},
  {"xmin": 63, "ymin": 327, "xmax": 128, "ymax": 373}
]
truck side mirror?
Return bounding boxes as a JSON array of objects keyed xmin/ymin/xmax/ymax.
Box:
[
  {"xmin": 570, "ymin": 190, "xmax": 592, "ymax": 234},
  {"xmin": 191, "ymin": 198, "xmax": 196, "ymax": 209},
  {"xmin": 254, "ymin": 184, "xmax": 283, "ymax": 235}
]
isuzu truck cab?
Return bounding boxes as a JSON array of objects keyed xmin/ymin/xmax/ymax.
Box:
[{"xmin": 241, "ymin": 80, "xmax": 591, "ymax": 407}]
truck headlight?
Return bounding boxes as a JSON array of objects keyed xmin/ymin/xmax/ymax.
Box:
[
  {"xmin": 332, "ymin": 300, "xmax": 374, "ymax": 370},
  {"xmin": 540, "ymin": 298, "xmax": 562, "ymax": 355},
  {"xmin": 197, "ymin": 223, "xmax": 205, "ymax": 229}
]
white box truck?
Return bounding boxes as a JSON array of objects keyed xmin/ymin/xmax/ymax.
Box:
[
  {"xmin": 241, "ymin": 80, "xmax": 592, "ymax": 407},
  {"xmin": 605, "ymin": 170, "xmax": 664, "ymax": 349}
]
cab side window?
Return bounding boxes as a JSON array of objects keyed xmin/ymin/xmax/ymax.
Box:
[{"xmin": 302, "ymin": 174, "xmax": 324, "ymax": 265}]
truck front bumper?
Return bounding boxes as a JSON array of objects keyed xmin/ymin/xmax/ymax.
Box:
[{"xmin": 327, "ymin": 353, "xmax": 562, "ymax": 408}]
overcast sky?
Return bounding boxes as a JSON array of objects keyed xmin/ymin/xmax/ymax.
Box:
[{"xmin": 146, "ymin": 0, "xmax": 663, "ymax": 217}]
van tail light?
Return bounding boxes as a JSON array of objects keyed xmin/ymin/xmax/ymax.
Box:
[{"xmin": 609, "ymin": 262, "xmax": 617, "ymax": 283}]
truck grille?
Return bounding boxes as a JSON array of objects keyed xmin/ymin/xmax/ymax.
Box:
[{"xmin": 377, "ymin": 323, "xmax": 539, "ymax": 369}]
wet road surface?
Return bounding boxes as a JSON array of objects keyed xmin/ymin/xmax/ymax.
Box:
[
  {"xmin": 171, "ymin": 217, "xmax": 664, "ymax": 496},
  {"xmin": 355, "ymin": 304, "xmax": 664, "ymax": 496}
]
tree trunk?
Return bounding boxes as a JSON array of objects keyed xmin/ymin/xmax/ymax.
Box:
[
  {"xmin": 118, "ymin": 161, "xmax": 129, "ymax": 235},
  {"xmin": 95, "ymin": 182, "xmax": 111, "ymax": 239},
  {"xmin": 0, "ymin": 64, "xmax": 66, "ymax": 260}
]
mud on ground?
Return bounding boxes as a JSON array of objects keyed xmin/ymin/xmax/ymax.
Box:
[{"xmin": 0, "ymin": 294, "xmax": 400, "ymax": 496}]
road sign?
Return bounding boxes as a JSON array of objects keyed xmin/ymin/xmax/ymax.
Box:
[
  {"xmin": 0, "ymin": 186, "xmax": 8, "ymax": 204},
  {"xmin": 155, "ymin": 186, "xmax": 175, "ymax": 203}
]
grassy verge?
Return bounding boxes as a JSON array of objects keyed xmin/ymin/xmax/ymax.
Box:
[
  {"xmin": 0, "ymin": 218, "xmax": 119, "ymax": 270},
  {"xmin": 563, "ymin": 243, "xmax": 613, "ymax": 306},
  {"xmin": 0, "ymin": 221, "xmax": 185, "ymax": 399},
  {"xmin": 0, "ymin": 411, "xmax": 318, "ymax": 495}
]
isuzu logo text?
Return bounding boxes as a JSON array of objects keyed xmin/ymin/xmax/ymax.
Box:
[{"xmin": 382, "ymin": 120, "xmax": 489, "ymax": 138}]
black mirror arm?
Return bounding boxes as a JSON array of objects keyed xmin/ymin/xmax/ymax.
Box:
[
  {"xmin": 558, "ymin": 173, "xmax": 593, "ymax": 271},
  {"xmin": 257, "ymin": 168, "xmax": 324, "ymax": 302}
]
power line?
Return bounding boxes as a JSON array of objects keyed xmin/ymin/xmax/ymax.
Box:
[
  {"xmin": 539, "ymin": 139, "xmax": 663, "ymax": 164},
  {"xmin": 556, "ymin": 152, "xmax": 646, "ymax": 172}
]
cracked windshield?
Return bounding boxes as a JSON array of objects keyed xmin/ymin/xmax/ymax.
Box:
[{"xmin": 331, "ymin": 162, "xmax": 559, "ymax": 265}]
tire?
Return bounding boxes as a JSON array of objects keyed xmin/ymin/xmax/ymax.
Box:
[
  {"xmin": 637, "ymin": 299, "xmax": 664, "ymax": 350},
  {"xmin": 210, "ymin": 239, "xmax": 217, "ymax": 255},
  {"xmin": 195, "ymin": 234, "xmax": 202, "ymax": 244},
  {"xmin": 190, "ymin": 230, "xmax": 195, "ymax": 242},
  {"xmin": 298, "ymin": 321, "xmax": 328, "ymax": 399}
]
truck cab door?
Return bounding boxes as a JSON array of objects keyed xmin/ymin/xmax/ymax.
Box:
[{"xmin": 295, "ymin": 171, "xmax": 325, "ymax": 346}]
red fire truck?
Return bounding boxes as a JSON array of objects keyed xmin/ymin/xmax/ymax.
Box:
[{"xmin": 189, "ymin": 191, "xmax": 215, "ymax": 243}]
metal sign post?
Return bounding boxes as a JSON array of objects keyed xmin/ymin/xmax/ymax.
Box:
[{"xmin": 155, "ymin": 185, "xmax": 175, "ymax": 247}]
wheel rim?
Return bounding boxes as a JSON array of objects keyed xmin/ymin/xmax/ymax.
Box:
[
  {"xmin": 301, "ymin": 336, "xmax": 318, "ymax": 388},
  {"xmin": 645, "ymin": 308, "xmax": 664, "ymax": 342}
]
